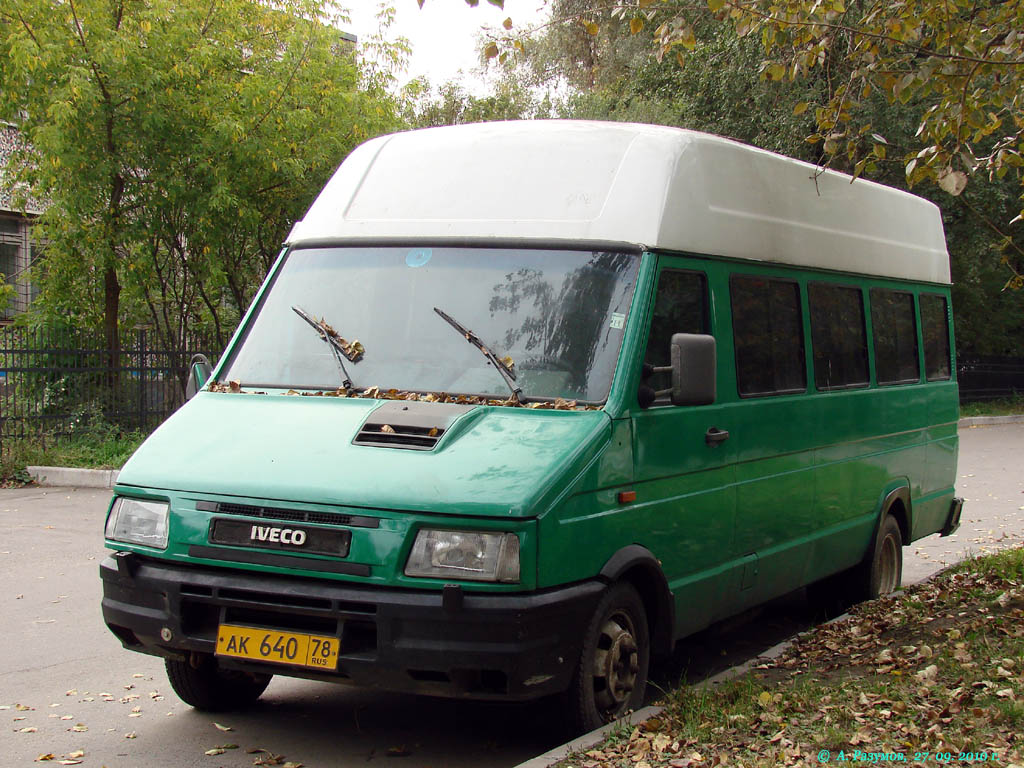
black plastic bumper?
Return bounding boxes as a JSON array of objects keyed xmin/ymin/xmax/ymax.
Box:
[{"xmin": 100, "ymin": 552, "xmax": 603, "ymax": 701}]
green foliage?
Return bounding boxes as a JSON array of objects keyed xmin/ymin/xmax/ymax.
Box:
[
  {"xmin": 0, "ymin": 0, "xmax": 404, "ymax": 354},
  {"xmin": 959, "ymin": 396, "xmax": 1024, "ymax": 417},
  {"xmin": 0, "ymin": 419, "xmax": 147, "ymax": 483},
  {"xmin": 0, "ymin": 275, "xmax": 13, "ymax": 313},
  {"xmin": 476, "ymin": 0, "xmax": 1024, "ymax": 226},
  {"xmin": 402, "ymin": 74, "xmax": 542, "ymax": 127},
  {"xmin": 472, "ymin": 2, "xmax": 1022, "ymax": 355}
]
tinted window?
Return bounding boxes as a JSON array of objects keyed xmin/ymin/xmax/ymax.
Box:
[
  {"xmin": 809, "ymin": 283, "xmax": 869, "ymax": 390},
  {"xmin": 643, "ymin": 270, "xmax": 708, "ymax": 394},
  {"xmin": 920, "ymin": 293, "xmax": 951, "ymax": 381},
  {"xmin": 870, "ymin": 289, "xmax": 920, "ymax": 384},
  {"xmin": 731, "ymin": 276, "xmax": 805, "ymax": 396}
]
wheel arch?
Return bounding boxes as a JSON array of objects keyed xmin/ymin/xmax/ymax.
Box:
[
  {"xmin": 599, "ymin": 545, "xmax": 675, "ymax": 659},
  {"xmin": 877, "ymin": 483, "xmax": 911, "ymax": 546}
]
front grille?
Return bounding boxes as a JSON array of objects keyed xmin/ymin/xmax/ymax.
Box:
[{"xmin": 200, "ymin": 501, "xmax": 379, "ymax": 529}]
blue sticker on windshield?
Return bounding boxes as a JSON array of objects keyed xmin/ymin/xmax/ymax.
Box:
[{"xmin": 406, "ymin": 248, "xmax": 432, "ymax": 268}]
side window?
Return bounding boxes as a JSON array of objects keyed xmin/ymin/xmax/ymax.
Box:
[
  {"xmin": 870, "ymin": 288, "xmax": 920, "ymax": 385},
  {"xmin": 731, "ymin": 275, "xmax": 806, "ymax": 397},
  {"xmin": 643, "ymin": 269, "xmax": 708, "ymax": 395},
  {"xmin": 920, "ymin": 293, "xmax": 951, "ymax": 381},
  {"xmin": 808, "ymin": 283, "xmax": 869, "ymax": 390}
]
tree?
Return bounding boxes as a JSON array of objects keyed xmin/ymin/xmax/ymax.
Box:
[
  {"xmin": 402, "ymin": 73, "xmax": 540, "ymax": 127},
  {"xmin": 0, "ymin": 0, "xmax": 402, "ymax": 373},
  {"xmin": 473, "ymin": 2, "xmax": 1022, "ymax": 352},
  {"xmin": 462, "ymin": 0, "xmax": 1024, "ymax": 273}
]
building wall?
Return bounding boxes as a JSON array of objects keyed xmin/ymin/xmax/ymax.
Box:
[{"xmin": 1, "ymin": 123, "xmax": 42, "ymax": 321}]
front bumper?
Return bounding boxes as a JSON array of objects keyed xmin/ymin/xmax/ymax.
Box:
[{"xmin": 100, "ymin": 552, "xmax": 602, "ymax": 701}]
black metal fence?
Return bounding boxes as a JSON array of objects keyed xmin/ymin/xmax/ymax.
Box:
[
  {"xmin": 0, "ymin": 326, "xmax": 222, "ymax": 452},
  {"xmin": 958, "ymin": 355, "xmax": 1024, "ymax": 402}
]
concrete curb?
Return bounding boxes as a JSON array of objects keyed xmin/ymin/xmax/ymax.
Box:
[
  {"xmin": 958, "ymin": 414, "xmax": 1024, "ymax": 427},
  {"xmin": 27, "ymin": 465, "xmax": 120, "ymax": 489}
]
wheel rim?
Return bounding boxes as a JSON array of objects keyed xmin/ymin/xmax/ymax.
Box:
[
  {"xmin": 592, "ymin": 610, "xmax": 640, "ymax": 717},
  {"xmin": 878, "ymin": 534, "xmax": 899, "ymax": 594}
]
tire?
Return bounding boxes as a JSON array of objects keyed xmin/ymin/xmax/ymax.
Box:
[
  {"xmin": 865, "ymin": 514, "xmax": 903, "ymax": 598},
  {"xmin": 565, "ymin": 582, "xmax": 650, "ymax": 735},
  {"xmin": 165, "ymin": 656, "xmax": 272, "ymax": 711}
]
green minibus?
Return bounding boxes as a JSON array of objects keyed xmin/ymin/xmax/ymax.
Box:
[{"xmin": 100, "ymin": 121, "xmax": 962, "ymax": 733}]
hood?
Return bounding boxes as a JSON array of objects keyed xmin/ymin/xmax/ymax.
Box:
[{"xmin": 116, "ymin": 392, "xmax": 611, "ymax": 518}]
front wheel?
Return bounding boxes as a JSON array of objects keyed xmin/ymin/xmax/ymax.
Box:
[
  {"xmin": 165, "ymin": 656, "xmax": 272, "ymax": 711},
  {"xmin": 566, "ymin": 582, "xmax": 650, "ymax": 734}
]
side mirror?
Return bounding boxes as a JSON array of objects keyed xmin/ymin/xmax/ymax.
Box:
[
  {"xmin": 185, "ymin": 354, "xmax": 213, "ymax": 400},
  {"xmin": 639, "ymin": 333, "xmax": 716, "ymax": 408},
  {"xmin": 669, "ymin": 333, "xmax": 716, "ymax": 406}
]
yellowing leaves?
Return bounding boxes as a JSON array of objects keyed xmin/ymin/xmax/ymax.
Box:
[{"xmin": 630, "ymin": 18, "xmax": 645, "ymax": 36}]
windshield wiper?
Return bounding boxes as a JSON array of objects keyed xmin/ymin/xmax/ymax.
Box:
[
  {"xmin": 433, "ymin": 307, "xmax": 522, "ymax": 404},
  {"xmin": 292, "ymin": 306, "xmax": 363, "ymax": 389}
]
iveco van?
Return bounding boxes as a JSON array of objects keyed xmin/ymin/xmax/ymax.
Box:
[{"xmin": 101, "ymin": 121, "xmax": 962, "ymax": 732}]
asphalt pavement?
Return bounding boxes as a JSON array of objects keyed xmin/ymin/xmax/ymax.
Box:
[{"xmin": 2, "ymin": 423, "xmax": 1022, "ymax": 768}]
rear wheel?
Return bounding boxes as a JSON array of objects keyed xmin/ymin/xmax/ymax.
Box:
[
  {"xmin": 165, "ymin": 655, "xmax": 272, "ymax": 711},
  {"xmin": 566, "ymin": 582, "xmax": 649, "ymax": 734},
  {"xmin": 866, "ymin": 514, "xmax": 903, "ymax": 598}
]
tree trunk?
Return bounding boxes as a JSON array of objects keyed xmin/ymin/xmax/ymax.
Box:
[{"xmin": 104, "ymin": 263, "xmax": 120, "ymax": 419}]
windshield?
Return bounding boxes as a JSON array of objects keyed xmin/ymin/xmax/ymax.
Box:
[{"xmin": 221, "ymin": 246, "xmax": 640, "ymax": 403}]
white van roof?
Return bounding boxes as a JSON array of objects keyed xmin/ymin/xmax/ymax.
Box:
[{"xmin": 287, "ymin": 120, "xmax": 950, "ymax": 284}]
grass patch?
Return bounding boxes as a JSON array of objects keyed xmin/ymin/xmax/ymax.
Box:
[
  {"xmin": 562, "ymin": 546, "xmax": 1024, "ymax": 768},
  {"xmin": 960, "ymin": 395, "xmax": 1024, "ymax": 417},
  {"xmin": 1, "ymin": 422, "xmax": 146, "ymax": 485}
]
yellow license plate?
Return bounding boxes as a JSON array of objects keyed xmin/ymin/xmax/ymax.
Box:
[{"xmin": 216, "ymin": 624, "xmax": 339, "ymax": 670}]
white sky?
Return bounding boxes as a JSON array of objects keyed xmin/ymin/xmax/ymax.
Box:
[{"xmin": 344, "ymin": 1, "xmax": 549, "ymax": 91}]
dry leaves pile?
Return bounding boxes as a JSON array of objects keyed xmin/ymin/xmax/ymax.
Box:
[
  {"xmin": 208, "ymin": 381, "xmax": 599, "ymax": 410},
  {"xmin": 560, "ymin": 546, "xmax": 1024, "ymax": 768}
]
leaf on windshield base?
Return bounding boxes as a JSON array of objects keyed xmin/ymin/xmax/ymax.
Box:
[
  {"xmin": 428, "ymin": 427, "xmax": 439, "ymax": 437},
  {"xmin": 363, "ymin": 385, "xmax": 381, "ymax": 398},
  {"xmin": 380, "ymin": 425, "xmax": 396, "ymax": 434}
]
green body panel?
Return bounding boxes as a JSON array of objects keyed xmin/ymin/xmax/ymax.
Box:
[
  {"xmin": 117, "ymin": 392, "xmax": 610, "ymax": 520},
  {"xmin": 107, "ymin": 247, "xmax": 960, "ymax": 645}
]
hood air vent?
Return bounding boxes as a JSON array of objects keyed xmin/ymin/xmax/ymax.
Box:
[{"xmin": 353, "ymin": 401, "xmax": 476, "ymax": 450}]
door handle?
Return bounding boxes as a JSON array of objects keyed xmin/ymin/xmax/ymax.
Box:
[{"xmin": 705, "ymin": 427, "xmax": 730, "ymax": 445}]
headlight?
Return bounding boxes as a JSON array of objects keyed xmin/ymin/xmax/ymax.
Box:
[
  {"xmin": 405, "ymin": 530, "xmax": 520, "ymax": 583},
  {"xmin": 105, "ymin": 498, "xmax": 169, "ymax": 549}
]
